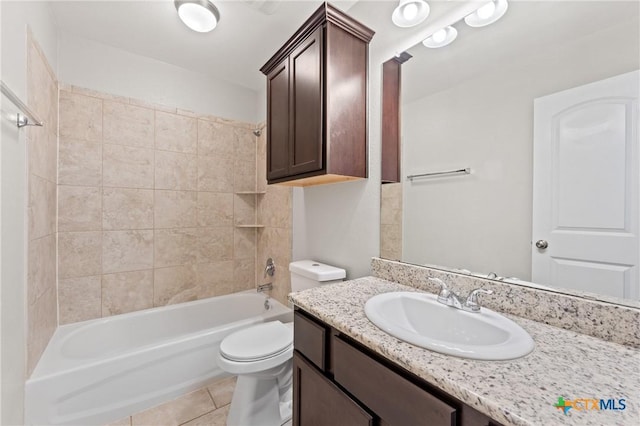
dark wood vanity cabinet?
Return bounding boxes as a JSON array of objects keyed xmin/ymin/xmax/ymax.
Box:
[
  {"xmin": 260, "ymin": 3, "xmax": 374, "ymax": 187},
  {"xmin": 293, "ymin": 309, "xmax": 502, "ymax": 426}
]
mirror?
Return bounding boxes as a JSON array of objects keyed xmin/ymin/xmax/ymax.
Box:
[{"xmin": 380, "ymin": 0, "xmax": 640, "ymax": 305}]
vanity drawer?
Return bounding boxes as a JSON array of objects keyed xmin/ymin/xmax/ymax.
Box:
[
  {"xmin": 332, "ymin": 335, "xmax": 457, "ymax": 426},
  {"xmin": 294, "ymin": 311, "xmax": 327, "ymax": 370}
]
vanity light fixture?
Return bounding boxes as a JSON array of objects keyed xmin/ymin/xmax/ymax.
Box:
[
  {"xmin": 464, "ymin": 0, "xmax": 509, "ymax": 28},
  {"xmin": 392, "ymin": 0, "xmax": 430, "ymax": 28},
  {"xmin": 175, "ymin": 0, "xmax": 220, "ymax": 33},
  {"xmin": 422, "ymin": 26, "xmax": 458, "ymax": 48}
]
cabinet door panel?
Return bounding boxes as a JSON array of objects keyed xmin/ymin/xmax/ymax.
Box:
[
  {"xmin": 333, "ymin": 336, "xmax": 457, "ymax": 426},
  {"xmin": 293, "ymin": 352, "xmax": 372, "ymax": 426},
  {"xmin": 289, "ymin": 26, "xmax": 324, "ymax": 176},
  {"xmin": 267, "ymin": 59, "xmax": 290, "ymax": 180}
]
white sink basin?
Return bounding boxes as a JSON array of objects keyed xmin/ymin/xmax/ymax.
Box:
[{"xmin": 364, "ymin": 292, "xmax": 534, "ymax": 360}]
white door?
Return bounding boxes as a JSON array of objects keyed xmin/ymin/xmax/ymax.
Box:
[{"xmin": 532, "ymin": 70, "xmax": 639, "ymax": 300}]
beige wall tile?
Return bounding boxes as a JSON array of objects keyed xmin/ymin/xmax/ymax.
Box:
[
  {"xmin": 58, "ymin": 276, "xmax": 102, "ymax": 324},
  {"xmin": 59, "ymin": 90, "xmax": 102, "ymax": 142},
  {"xmin": 256, "ymin": 133, "xmax": 267, "ymax": 193},
  {"xmin": 103, "ymin": 101, "xmax": 154, "ymax": 148},
  {"xmin": 103, "ymin": 188, "xmax": 154, "ymax": 230},
  {"xmin": 197, "ymin": 156, "xmax": 234, "ymax": 192},
  {"xmin": 197, "ymin": 120, "xmax": 235, "ymax": 158},
  {"xmin": 103, "ymin": 230, "xmax": 154, "ymax": 274},
  {"xmin": 28, "ymin": 234, "xmax": 56, "ymax": 305},
  {"xmin": 196, "ymin": 261, "xmax": 234, "ymax": 298},
  {"xmin": 198, "ymin": 227, "xmax": 233, "ymax": 263},
  {"xmin": 380, "ymin": 223, "xmax": 402, "ymax": 261},
  {"xmin": 182, "ymin": 405, "xmax": 229, "ymax": 426},
  {"xmin": 59, "ymin": 138, "xmax": 102, "ymax": 186},
  {"xmin": 154, "ymin": 228, "xmax": 200, "ymax": 268},
  {"xmin": 103, "ymin": 144, "xmax": 154, "ymax": 189},
  {"xmin": 234, "ymin": 258, "xmax": 255, "ymax": 291},
  {"xmin": 131, "ymin": 389, "xmax": 215, "ymax": 426},
  {"xmin": 234, "ymin": 228, "xmax": 256, "ymax": 260},
  {"xmin": 28, "ymin": 128, "xmax": 57, "ymax": 183},
  {"xmin": 257, "ymin": 187, "xmax": 292, "ymax": 228},
  {"xmin": 102, "ymin": 270, "xmax": 153, "ymax": 316},
  {"xmin": 233, "ymin": 194, "xmax": 255, "ymax": 226},
  {"xmin": 155, "ymin": 151, "xmax": 197, "ymax": 190},
  {"xmin": 155, "ymin": 190, "xmax": 197, "ymax": 229},
  {"xmin": 27, "ymin": 287, "xmax": 57, "ymax": 376},
  {"xmin": 154, "ymin": 265, "xmax": 198, "ymax": 306},
  {"xmin": 59, "ymin": 231, "xmax": 102, "ymax": 279},
  {"xmin": 257, "ymin": 227, "xmax": 292, "ymax": 305},
  {"xmin": 207, "ymin": 376, "xmax": 236, "ymax": 409},
  {"xmin": 58, "ymin": 185, "xmax": 102, "ymax": 232},
  {"xmin": 197, "ymin": 192, "xmax": 233, "ymax": 227},
  {"xmin": 155, "ymin": 111, "xmax": 197, "ymax": 153},
  {"xmin": 27, "ymin": 40, "xmax": 57, "ymax": 129},
  {"xmin": 233, "ymin": 152, "xmax": 256, "ymax": 193},
  {"xmin": 28, "ymin": 175, "xmax": 56, "ymax": 239}
]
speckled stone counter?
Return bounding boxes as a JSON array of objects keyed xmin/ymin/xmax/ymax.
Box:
[{"xmin": 289, "ymin": 277, "xmax": 640, "ymax": 426}]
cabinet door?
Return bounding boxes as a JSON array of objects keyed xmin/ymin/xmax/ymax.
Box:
[
  {"xmin": 293, "ymin": 352, "xmax": 372, "ymax": 426},
  {"xmin": 289, "ymin": 26, "xmax": 324, "ymax": 176},
  {"xmin": 267, "ymin": 58, "xmax": 290, "ymax": 180}
]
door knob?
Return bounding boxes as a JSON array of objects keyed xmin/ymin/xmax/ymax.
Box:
[{"xmin": 535, "ymin": 240, "xmax": 548, "ymax": 249}]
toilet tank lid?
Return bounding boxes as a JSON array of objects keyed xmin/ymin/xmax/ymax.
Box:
[{"xmin": 289, "ymin": 260, "xmax": 346, "ymax": 281}]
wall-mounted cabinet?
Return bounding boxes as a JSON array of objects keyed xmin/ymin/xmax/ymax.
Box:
[{"xmin": 260, "ymin": 3, "xmax": 374, "ymax": 187}]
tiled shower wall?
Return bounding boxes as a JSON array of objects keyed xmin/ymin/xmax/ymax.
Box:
[
  {"xmin": 57, "ymin": 86, "xmax": 260, "ymax": 324},
  {"xmin": 26, "ymin": 32, "xmax": 58, "ymax": 375},
  {"xmin": 255, "ymin": 126, "xmax": 292, "ymax": 306},
  {"xmin": 380, "ymin": 183, "xmax": 402, "ymax": 261}
]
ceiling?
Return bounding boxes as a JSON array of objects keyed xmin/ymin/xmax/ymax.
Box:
[
  {"xmin": 402, "ymin": 0, "xmax": 640, "ymax": 104},
  {"xmin": 50, "ymin": 0, "xmax": 470, "ymax": 93}
]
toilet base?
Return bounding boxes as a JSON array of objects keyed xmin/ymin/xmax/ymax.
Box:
[{"xmin": 226, "ymin": 361, "xmax": 292, "ymax": 426}]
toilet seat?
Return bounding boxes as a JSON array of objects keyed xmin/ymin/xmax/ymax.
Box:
[
  {"xmin": 217, "ymin": 322, "xmax": 294, "ymax": 375},
  {"xmin": 220, "ymin": 321, "xmax": 293, "ymax": 362}
]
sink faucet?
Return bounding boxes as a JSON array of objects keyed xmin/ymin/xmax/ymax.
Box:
[{"xmin": 428, "ymin": 278, "xmax": 493, "ymax": 313}]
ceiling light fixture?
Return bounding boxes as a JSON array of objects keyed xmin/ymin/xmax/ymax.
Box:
[
  {"xmin": 464, "ymin": 0, "xmax": 508, "ymax": 28},
  {"xmin": 175, "ymin": 0, "xmax": 220, "ymax": 33},
  {"xmin": 422, "ymin": 26, "xmax": 458, "ymax": 48},
  {"xmin": 392, "ymin": 0, "xmax": 430, "ymax": 28}
]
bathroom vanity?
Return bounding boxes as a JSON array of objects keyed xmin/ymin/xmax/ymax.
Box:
[
  {"xmin": 293, "ymin": 309, "xmax": 499, "ymax": 426},
  {"xmin": 290, "ymin": 273, "xmax": 639, "ymax": 426}
]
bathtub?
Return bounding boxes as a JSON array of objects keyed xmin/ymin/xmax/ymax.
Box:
[{"xmin": 25, "ymin": 291, "xmax": 292, "ymax": 426}]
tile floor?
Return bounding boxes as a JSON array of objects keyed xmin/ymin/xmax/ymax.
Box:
[{"xmin": 106, "ymin": 376, "xmax": 236, "ymax": 426}]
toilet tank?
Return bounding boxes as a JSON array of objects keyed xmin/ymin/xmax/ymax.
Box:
[{"xmin": 289, "ymin": 260, "xmax": 346, "ymax": 292}]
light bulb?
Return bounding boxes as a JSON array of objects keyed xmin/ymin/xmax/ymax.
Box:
[
  {"xmin": 432, "ymin": 29, "xmax": 446, "ymax": 43},
  {"xmin": 476, "ymin": 1, "xmax": 496, "ymax": 20},
  {"xmin": 402, "ymin": 3, "xmax": 418, "ymax": 20}
]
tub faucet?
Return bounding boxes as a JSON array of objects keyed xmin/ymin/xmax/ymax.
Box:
[
  {"xmin": 428, "ymin": 278, "xmax": 493, "ymax": 313},
  {"xmin": 257, "ymin": 283, "xmax": 273, "ymax": 310},
  {"xmin": 257, "ymin": 283, "xmax": 273, "ymax": 293}
]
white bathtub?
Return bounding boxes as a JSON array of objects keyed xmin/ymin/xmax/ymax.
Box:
[{"xmin": 25, "ymin": 291, "xmax": 292, "ymax": 426}]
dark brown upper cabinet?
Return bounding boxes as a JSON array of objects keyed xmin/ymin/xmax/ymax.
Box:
[
  {"xmin": 260, "ymin": 3, "xmax": 374, "ymax": 187},
  {"xmin": 381, "ymin": 52, "xmax": 411, "ymax": 184}
]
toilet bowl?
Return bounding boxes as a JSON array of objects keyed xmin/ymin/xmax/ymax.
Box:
[
  {"xmin": 217, "ymin": 260, "xmax": 346, "ymax": 426},
  {"xmin": 217, "ymin": 321, "xmax": 293, "ymax": 426}
]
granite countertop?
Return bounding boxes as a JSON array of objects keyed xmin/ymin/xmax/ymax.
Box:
[{"xmin": 289, "ymin": 277, "xmax": 640, "ymax": 426}]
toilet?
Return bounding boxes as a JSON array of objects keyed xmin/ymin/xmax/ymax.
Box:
[{"xmin": 217, "ymin": 260, "xmax": 346, "ymax": 426}]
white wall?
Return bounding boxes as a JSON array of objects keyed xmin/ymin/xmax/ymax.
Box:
[
  {"xmin": 402, "ymin": 19, "xmax": 639, "ymax": 280},
  {"xmin": 0, "ymin": 2, "xmax": 58, "ymax": 424},
  {"xmin": 58, "ymin": 32, "xmax": 261, "ymax": 124}
]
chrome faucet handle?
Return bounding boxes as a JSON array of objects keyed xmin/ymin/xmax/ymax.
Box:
[
  {"xmin": 264, "ymin": 258, "xmax": 276, "ymax": 278},
  {"xmin": 464, "ymin": 288, "xmax": 494, "ymax": 313},
  {"xmin": 428, "ymin": 278, "xmax": 451, "ymax": 302}
]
